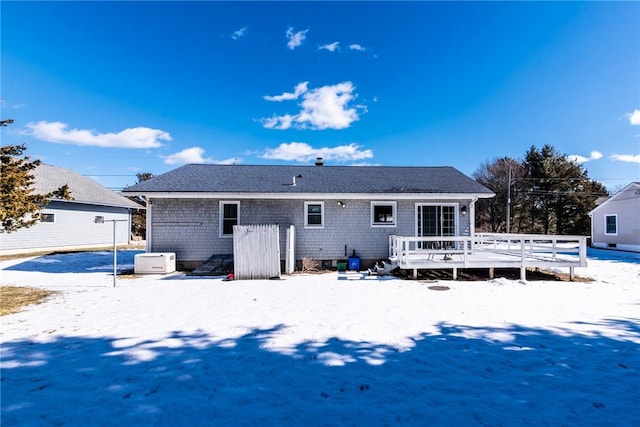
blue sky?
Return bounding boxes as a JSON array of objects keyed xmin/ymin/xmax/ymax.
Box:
[{"xmin": 2, "ymin": 1, "xmax": 639, "ymax": 191}]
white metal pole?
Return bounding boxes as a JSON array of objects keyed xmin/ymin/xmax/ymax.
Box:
[{"xmin": 112, "ymin": 220, "xmax": 117, "ymax": 288}]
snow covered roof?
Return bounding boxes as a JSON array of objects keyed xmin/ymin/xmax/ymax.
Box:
[
  {"xmin": 32, "ymin": 164, "xmax": 143, "ymax": 209},
  {"xmin": 123, "ymin": 164, "xmax": 494, "ymax": 197}
]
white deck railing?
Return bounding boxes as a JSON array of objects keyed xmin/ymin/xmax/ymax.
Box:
[{"xmin": 389, "ymin": 233, "xmax": 588, "ymax": 280}]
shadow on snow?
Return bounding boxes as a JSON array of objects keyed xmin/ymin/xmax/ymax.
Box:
[
  {"xmin": 2, "ymin": 321, "xmax": 639, "ymax": 426},
  {"xmin": 3, "ymin": 250, "xmax": 143, "ymax": 274}
]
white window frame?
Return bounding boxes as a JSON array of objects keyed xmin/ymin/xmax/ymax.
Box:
[
  {"xmin": 415, "ymin": 203, "xmax": 459, "ymax": 237},
  {"xmin": 219, "ymin": 201, "xmax": 240, "ymax": 238},
  {"xmin": 304, "ymin": 201, "xmax": 324, "ymax": 228},
  {"xmin": 604, "ymin": 214, "xmax": 617, "ymax": 235},
  {"xmin": 371, "ymin": 201, "xmax": 397, "ymax": 227}
]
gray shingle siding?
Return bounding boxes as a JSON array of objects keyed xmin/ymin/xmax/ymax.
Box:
[{"xmin": 148, "ymin": 197, "xmax": 474, "ymax": 265}]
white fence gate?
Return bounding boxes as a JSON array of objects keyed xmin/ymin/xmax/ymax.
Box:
[{"xmin": 233, "ymin": 224, "xmax": 281, "ymax": 280}]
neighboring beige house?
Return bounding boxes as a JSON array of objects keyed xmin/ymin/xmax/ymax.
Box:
[{"xmin": 589, "ymin": 182, "xmax": 640, "ymax": 253}]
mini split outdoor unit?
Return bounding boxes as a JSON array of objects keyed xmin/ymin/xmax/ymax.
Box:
[{"xmin": 134, "ymin": 253, "xmax": 176, "ymax": 274}]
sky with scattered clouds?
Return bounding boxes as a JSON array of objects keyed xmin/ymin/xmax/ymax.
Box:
[{"xmin": 1, "ymin": 1, "xmax": 638, "ymax": 190}]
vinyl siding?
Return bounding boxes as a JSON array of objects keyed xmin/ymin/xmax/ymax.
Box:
[
  {"xmin": 591, "ymin": 184, "xmax": 640, "ymax": 251},
  {"xmin": 0, "ymin": 201, "xmax": 132, "ymax": 253}
]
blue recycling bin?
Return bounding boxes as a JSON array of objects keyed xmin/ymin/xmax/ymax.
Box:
[{"xmin": 348, "ymin": 256, "xmax": 360, "ymax": 271}]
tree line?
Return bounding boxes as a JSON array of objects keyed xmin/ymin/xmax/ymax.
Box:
[{"xmin": 473, "ymin": 144, "xmax": 607, "ymax": 235}]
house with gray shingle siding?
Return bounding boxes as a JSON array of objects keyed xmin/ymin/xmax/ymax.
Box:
[
  {"xmin": 0, "ymin": 164, "xmax": 143, "ymax": 255},
  {"xmin": 123, "ymin": 163, "xmax": 494, "ymax": 270}
]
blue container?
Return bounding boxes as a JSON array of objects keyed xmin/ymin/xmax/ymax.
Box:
[{"xmin": 348, "ymin": 257, "xmax": 360, "ymax": 271}]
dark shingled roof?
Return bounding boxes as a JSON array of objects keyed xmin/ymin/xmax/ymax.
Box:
[
  {"xmin": 33, "ymin": 164, "xmax": 143, "ymax": 209},
  {"xmin": 123, "ymin": 164, "xmax": 494, "ymax": 196}
]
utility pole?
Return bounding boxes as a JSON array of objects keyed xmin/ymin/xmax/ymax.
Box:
[{"xmin": 506, "ymin": 165, "xmax": 512, "ymax": 234}]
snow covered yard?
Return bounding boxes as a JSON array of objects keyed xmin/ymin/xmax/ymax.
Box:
[{"xmin": 1, "ymin": 249, "xmax": 639, "ymax": 426}]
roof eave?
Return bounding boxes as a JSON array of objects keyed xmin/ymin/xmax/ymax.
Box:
[
  {"xmin": 121, "ymin": 191, "xmax": 494, "ymax": 200},
  {"xmin": 49, "ymin": 198, "xmax": 145, "ymax": 210}
]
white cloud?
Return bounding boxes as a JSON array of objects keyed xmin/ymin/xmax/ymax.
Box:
[
  {"xmin": 260, "ymin": 114, "xmax": 296, "ymax": 130},
  {"xmin": 162, "ymin": 147, "xmax": 240, "ymax": 166},
  {"xmin": 610, "ymin": 153, "xmax": 640, "ymax": 164},
  {"xmin": 262, "ymin": 142, "xmax": 373, "ymax": 163},
  {"xmin": 567, "ymin": 150, "xmax": 603, "ymax": 164},
  {"xmin": 163, "ymin": 147, "xmax": 212, "ymax": 165},
  {"xmin": 626, "ymin": 109, "xmax": 640, "ymax": 125},
  {"xmin": 261, "ymin": 81, "xmax": 363, "ymax": 130},
  {"xmin": 263, "ymin": 82, "xmax": 309, "ymax": 102},
  {"xmin": 23, "ymin": 121, "xmax": 170, "ymax": 148},
  {"xmin": 231, "ymin": 27, "xmax": 247, "ymax": 40},
  {"xmin": 349, "ymin": 44, "xmax": 366, "ymax": 51},
  {"xmin": 286, "ymin": 27, "xmax": 308, "ymax": 50},
  {"xmin": 319, "ymin": 42, "xmax": 340, "ymax": 52}
]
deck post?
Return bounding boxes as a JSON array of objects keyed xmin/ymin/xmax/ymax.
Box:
[
  {"xmin": 489, "ymin": 267, "xmax": 494, "ymax": 279},
  {"xmin": 413, "ymin": 268, "xmax": 417, "ymax": 279},
  {"xmin": 570, "ymin": 267, "xmax": 575, "ymax": 281},
  {"xmin": 452, "ymin": 268, "xmax": 457, "ymax": 280}
]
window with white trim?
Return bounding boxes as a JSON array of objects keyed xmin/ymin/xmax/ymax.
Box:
[
  {"xmin": 304, "ymin": 202, "xmax": 324, "ymax": 228},
  {"xmin": 605, "ymin": 214, "xmax": 617, "ymax": 235},
  {"xmin": 220, "ymin": 201, "xmax": 240, "ymax": 237},
  {"xmin": 371, "ymin": 201, "xmax": 396, "ymax": 227}
]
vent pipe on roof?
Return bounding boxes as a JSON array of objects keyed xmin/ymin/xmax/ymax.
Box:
[{"xmin": 315, "ymin": 157, "xmax": 324, "ymax": 166}]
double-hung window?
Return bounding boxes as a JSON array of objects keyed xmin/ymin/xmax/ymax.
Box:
[
  {"xmin": 220, "ymin": 201, "xmax": 240, "ymax": 237},
  {"xmin": 605, "ymin": 214, "xmax": 617, "ymax": 235},
  {"xmin": 371, "ymin": 201, "xmax": 396, "ymax": 227},
  {"xmin": 305, "ymin": 202, "xmax": 324, "ymax": 228}
]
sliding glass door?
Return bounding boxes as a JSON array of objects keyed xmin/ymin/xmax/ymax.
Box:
[{"xmin": 416, "ymin": 204, "xmax": 457, "ymax": 237}]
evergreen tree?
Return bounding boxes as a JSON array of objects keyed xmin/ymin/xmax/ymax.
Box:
[
  {"xmin": 1, "ymin": 132, "xmax": 73, "ymax": 232},
  {"xmin": 475, "ymin": 144, "xmax": 606, "ymax": 236},
  {"xmin": 129, "ymin": 172, "xmax": 153, "ymax": 238}
]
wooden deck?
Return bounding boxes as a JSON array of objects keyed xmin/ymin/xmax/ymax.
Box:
[{"xmin": 388, "ymin": 233, "xmax": 588, "ymax": 280}]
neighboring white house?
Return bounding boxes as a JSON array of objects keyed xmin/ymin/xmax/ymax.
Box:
[
  {"xmin": 0, "ymin": 164, "xmax": 143, "ymax": 256},
  {"xmin": 589, "ymin": 182, "xmax": 640, "ymax": 253}
]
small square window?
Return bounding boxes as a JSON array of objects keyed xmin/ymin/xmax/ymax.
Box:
[
  {"xmin": 371, "ymin": 202, "xmax": 396, "ymax": 227},
  {"xmin": 41, "ymin": 213, "xmax": 55, "ymax": 223},
  {"xmin": 305, "ymin": 202, "xmax": 324, "ymax": 228}
]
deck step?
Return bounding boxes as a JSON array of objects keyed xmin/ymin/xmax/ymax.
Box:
[{"xmin": 367, "ymin": 259, "xmax": 398, "ymax": 276}]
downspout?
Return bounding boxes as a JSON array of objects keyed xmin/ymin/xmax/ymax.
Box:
[
  {"xmin": 470, "ymin": 197, "xmax": 478, "ymax": 251},
  {"xmin": 145, "ymin": 196, "xmax": 152, "ymax": 253},
  {"xmin": 128, "ymin": 208, "xmax": 133, "ymax": 245}
]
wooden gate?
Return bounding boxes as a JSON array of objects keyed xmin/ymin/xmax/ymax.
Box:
[{"xmin": 233, "ymin": 224, "xmax": 281, "ymax": 280}]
